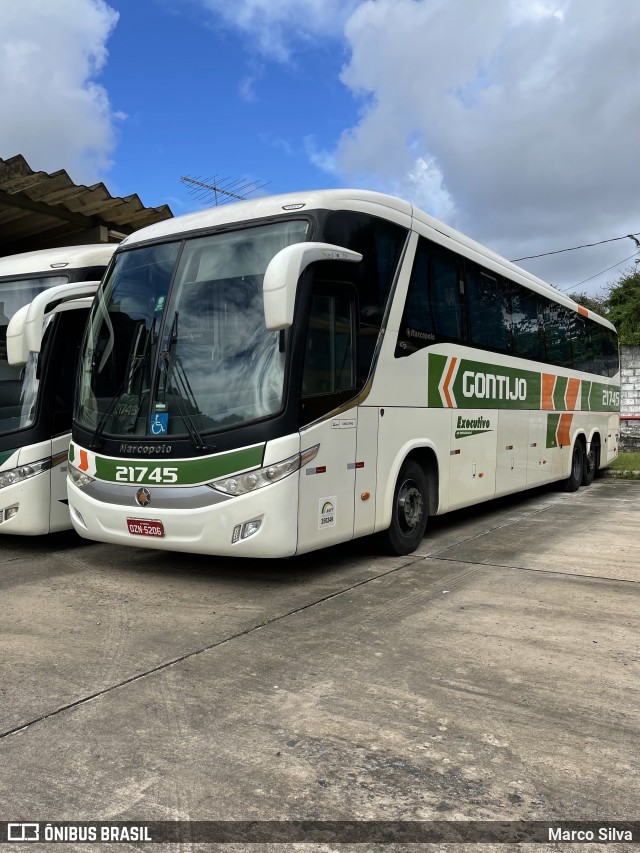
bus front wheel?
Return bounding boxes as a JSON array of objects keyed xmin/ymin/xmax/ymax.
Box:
[
  {"xmin": 564, "ymin": 441, "xmax": 584, "ymax": 492},
  {"xmin": 384, "ymin": 459, "xmax": 428, "ymax": 555}
]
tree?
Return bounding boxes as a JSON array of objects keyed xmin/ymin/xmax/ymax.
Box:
[
  {"xmin": 566, "ymin": 290, "xmax": 608, "ymax": 316},
  {"xmin": 605, "ymin": 268, "xmax": 640, "ymax": 346},
  {"xmin": 568, "ymin": 267, "xmax": 640, "ymax": 346}
]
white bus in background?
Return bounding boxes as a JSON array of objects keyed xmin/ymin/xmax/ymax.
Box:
[
  {"xmin": 66, "ymin": 191, "xmax": 619, "ymax": 557},
  {"xmin": 0, "ymin": 245, "xmax": 116, "ymax": 534}
]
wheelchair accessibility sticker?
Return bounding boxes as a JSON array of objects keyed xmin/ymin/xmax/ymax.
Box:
[{"xmin": 150, "ymin": 412, "xmax": 169, "ymax": 435}]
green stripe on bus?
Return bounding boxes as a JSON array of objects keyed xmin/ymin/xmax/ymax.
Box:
[
  {"xmin": 450, "ymin": 358, "xmax": 542, "ymax": 409},
  {"xmin": 428, "ymin": 354, "xmax": 447, "ymax": 407},
  {"xmin": 546, "ymin": 414, "xmax": 560, "ymax": 448},
  {"xmin": 428, "ymin": 354, "xmax": 618, "ymax": 412},
  {"xmin": 0, "ymin": 448, "xmax": 17, "ymax": 467},
  {"xmin": 93, "ymin": 444, "xmax": 265, "ymax": 486},
  {"xmin": 553, "ymin": 376, "xmax": 568, "ymax": 412}
]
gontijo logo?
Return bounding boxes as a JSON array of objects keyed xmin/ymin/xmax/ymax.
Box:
[
  {"xmin": 462, "ymin": 372, "xmax": 527, "ymax": 401},
  {"xmin": 428, "ymin": 354, "xmax": 619, "ymax": 412}
]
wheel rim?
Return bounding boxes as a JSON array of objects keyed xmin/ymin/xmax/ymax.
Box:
[{"xmin": 397, "ymin": 479, "xmax": 423, "ymax": 535}]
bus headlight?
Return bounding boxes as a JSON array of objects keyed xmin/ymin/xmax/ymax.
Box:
[
  {"xmin": 68, "ymin": 463, "xmax": 95, "ymax": 489},
  {"xmin": 0, "ymin": 458, "xmax": 52, "ymax": 489},
  {"xmin": 209, "ymin": 444, "xmax": 319, "ymax": 496}
]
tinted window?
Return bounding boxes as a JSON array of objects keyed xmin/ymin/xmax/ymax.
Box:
[
  {"xmin": 300, "ymin": 286, "xmax": 357, "ymax": 426},
  {"xmin": 396, "ymin": 238, "xmax": 463, "ymax": 355},
  {"xmin": 543, "ymin": 302, "xmax": 572, "ymax": 367},
  {"xmin": 510, "ymin": 284, "xmax": 541, "ymax": 360},
  {"xmin": 601, "ymin": 326, "xmax": 619, "ymax": 377},
  {"xmin": 466, "ymin": 266, "xmax": 511, "ymax": 353},
  {"xmin": 323, "ymin": 211, "xmax": 406, "ymax": 383},
  {"xmin": 569, "ymin": 313, "xmax": 592, "ymax": 372}
]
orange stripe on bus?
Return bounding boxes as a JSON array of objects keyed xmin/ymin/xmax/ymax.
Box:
[
  {"xmin": 542, "ymin": 373, "xmax": 555, "ymax": 410},
  {"xmin": 565, "ymin": 378, "xmax": 580, "ymax": 411},
  {"xmin": 557, "ymin": 413, "xmax": 573, "ymax": 447},
  {"xmin": 577, "ymin": 305, "xmax": 588, "ymax": 317},
  {"xmin": 78, "ymin": 449, "xmax": 89, "ymax": 472},
  {"xmin": 443, "ymin": 357, "xmax": 457, "ymax": 408}
]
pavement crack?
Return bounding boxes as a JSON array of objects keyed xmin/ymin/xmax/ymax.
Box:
[
  {"xmin": 0, "ymin": 554, "xmax": 423, "ymax": 743},
  {"xmin": 430, "ymin": 554, "xmax": 640, "ymax": 585}
]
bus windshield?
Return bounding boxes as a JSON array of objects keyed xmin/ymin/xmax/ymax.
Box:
[
  {"xmin": 0, "ymin": 275, "xmax": 68, "ymax": 436},
  {"xmin": 75, "ymin": 219, "xmax": 309, "ymax": 439}
]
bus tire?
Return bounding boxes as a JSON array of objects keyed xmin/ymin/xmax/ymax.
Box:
[
  {"xmin": 582, "ymin": 443, "xmax": 597, "ymax": 486},
  {"xmin": 384, "ymin": 459, "xmax": 428, "ymax": 555},
  {"xmin": 564, "ymin": 441, "xmax": 584, "ymax": 492}
]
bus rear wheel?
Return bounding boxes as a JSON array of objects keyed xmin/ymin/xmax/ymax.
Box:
[
  {"xmin": 564, "ymin": 440, "xmax": 584, "ymax": 492},
  {"xmin": 582, "ymin": 440, "xmax": 600, "ymax": 486},
  {"xmin": 384, "ymin": 459, "xmax": 428, "ymax": 555}
]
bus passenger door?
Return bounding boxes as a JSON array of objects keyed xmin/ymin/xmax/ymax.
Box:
[
  {"xmin": 47, "ymin": 307, "xmax": 92, "ymax": 531},
  {"xmin": 296, "ymin": 286, "xmax": 358, "ymax": 553}
]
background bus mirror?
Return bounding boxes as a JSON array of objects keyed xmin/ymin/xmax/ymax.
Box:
[
  {"xmin": 6, "ymin": 303, "xmax": 30, "ymax": 365},
  {"xmin": 6, "ymin": 281, "xmax": 100, "ymax": 366},
  {"xmin": 263, "ymin": 242, "xmax": 362, "ymax": 331}
]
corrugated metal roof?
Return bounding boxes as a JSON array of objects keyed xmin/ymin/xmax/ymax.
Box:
[{"xmin": 0, "ymin": 154, "xmax": 173, "ymax": 256}]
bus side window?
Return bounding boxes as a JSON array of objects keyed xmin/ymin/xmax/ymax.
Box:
[
  {"xmin": 431, "ymin": 247, "xmax": 464, "ymax": 341},
  {"xmin": 396, "ymin": 238, "xmax": 464, "ymax": 355},
  {"xmin": 590, "ymin": 324, "xmax": 606, "ymax": 376},
  {"xmin": 300, "ymin": 287, "xmax": 357, "ymax": 426},
  {"xmin": 570, "ymin": 313, "xmax": 592, "ymax": 372},
  {"xmin": 323, "ymin": 210, "xmax": 407, "ymax": 383},
  {"xmin": 466, "ymin": 266, "xmax": 511, "ymax": 353},
  {"xmin": 600, "ymin": 327, "xmax": 618, "ymax": 377},
  {"xmin": 542, "ymin": 302, "xmax": 572, "ymax": 368},
  {"xmin": 510, "ymin": 283, "xmax": 542, "ymax": 361}
]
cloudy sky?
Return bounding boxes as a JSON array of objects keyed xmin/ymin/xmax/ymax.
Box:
[{"xmin": 0, "ymin": 0, "xmax": 638, "ymax": 294}]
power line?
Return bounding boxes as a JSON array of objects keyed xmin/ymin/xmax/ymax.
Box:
[
  {"xmin": 511, "ymin": 231, "xmax": 640, "ymax": 262},
  {"xmin": 559, "ymin": 251, "xmax": 640, "ymax": 293}
]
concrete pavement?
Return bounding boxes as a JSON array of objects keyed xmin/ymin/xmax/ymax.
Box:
[{"xmin": 0, "ymin": 478, "xmax": 638, "ymax": 851}]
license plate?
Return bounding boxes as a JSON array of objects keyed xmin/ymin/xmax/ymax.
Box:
[{"xmin": 126, "ymin": 518, "xmax": 165, "ymax": 537}]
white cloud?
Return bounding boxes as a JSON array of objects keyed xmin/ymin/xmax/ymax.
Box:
[
  {"xmin": 0, "ymin": 0, "xmax": 121, "ymax": 183},
  {"xmin": 332, "ymin": 0, "xmax": 640, "ymax": 289},
  {"xmin": 196, "ymin": 0, "xmax": 640, "ymax": 291},
  {"xmin": 196, "ymin": 0, "xmax": 361, "ymax": 60}
]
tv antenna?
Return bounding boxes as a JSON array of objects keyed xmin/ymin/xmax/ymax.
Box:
[{"xmin": 180, "ymin": 174, "xmax": 271, "ymax": 207}]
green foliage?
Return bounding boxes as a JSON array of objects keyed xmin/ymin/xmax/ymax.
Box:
[
  {"xmin": 566, "ymin": 290, "xmax": 608, "ymax": 316},
  {"xmin": 605, "ymin": 269, "xmax": 640, "ymax": 346},
  {"xmin": 568, "ymin": 267, "xmax": 640, "ymax": 346}
]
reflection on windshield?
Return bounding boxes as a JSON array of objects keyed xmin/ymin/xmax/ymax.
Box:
[
  {"xmin": 0, "ymin": 276, "xmax": 67, "ymax": 436},
  {"xmin": 75, "ymin": 220, "xmax": 308, "ymax": 439},
  {"xmin": 76, "ymin": 244, "xmax": 177, "ymax": 436}
]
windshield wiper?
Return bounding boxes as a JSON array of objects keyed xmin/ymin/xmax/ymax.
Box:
[
  {"xmin": 159, "ymin": 312, "xmax": 211, "ymax": 453},
  {"xmin": 87, "ymin": 317, "xmax": 156, "ymax": 450}
]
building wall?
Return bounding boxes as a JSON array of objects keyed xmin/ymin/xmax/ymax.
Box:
[{"xmin": 620, "ymin": 346, "xmax": 640, "ymax": 450}]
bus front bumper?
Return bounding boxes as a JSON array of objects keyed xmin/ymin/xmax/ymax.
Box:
[
  {"xmin": 67, "ymin": 475, "xmax": 299, "ymax": 558},
  {"xmin": 0, "ymin": 472, "xmax": 55, "ymax": 536}
]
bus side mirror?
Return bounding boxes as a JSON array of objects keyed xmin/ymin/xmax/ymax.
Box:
[
  {"xmin": 263, "ymin": 242, "xmax": 362, "ymax": 331},
  {"xmin": 6, "ymin": 281, "xmax": 100, "ymax": 366}
]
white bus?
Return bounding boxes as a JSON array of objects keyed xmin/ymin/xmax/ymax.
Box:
[
  {"xmin": 0, "ymin": 245, "xmax": 116, "ymax": 534},
  {"xmin": 66, "ymin": 191, "xmax": 619, "ymax": 557}
]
